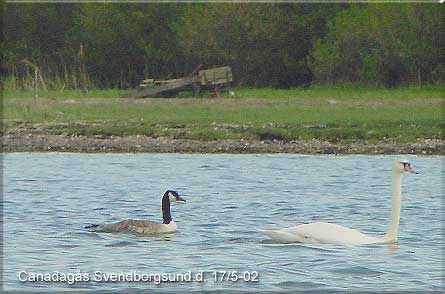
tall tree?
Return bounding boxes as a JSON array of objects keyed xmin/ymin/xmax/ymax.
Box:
[
  {"xmin": 310, "ymin": 4, "xmax": 444, "ymax": 86},
  {"xmin": 178, "ymin": 3, "xmax": 343, "ymax": 87},
  {"xmin": 4, "ymin": 4, "xmax": 81, "ymax": 85},
  {"xmin": 79, "ymin": 3, "xmax": 183, "ymax": 88}
]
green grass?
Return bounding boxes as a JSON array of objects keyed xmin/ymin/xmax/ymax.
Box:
[
  {"xmin": 4, "ymin": 83, "xmax": 443, "ymax": 100},
  {"xmin": 3, "ymin": 88, "xmax": 130, "ymax": 99},
  {"xmin": 228, "ymin": 84, "xmax": 444, "ymax": 100},
  {"xmin": 3, "ymin": 82, "xmax": 442, "ymax": 142},
  {"xmin": 3, "ymin": 100, "xmax": 442, "ymax": 142}
]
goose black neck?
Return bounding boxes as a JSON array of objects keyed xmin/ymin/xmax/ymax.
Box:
[{"xmin": 162, "ymin": 192, "xmax": 172, "ymax": 224}]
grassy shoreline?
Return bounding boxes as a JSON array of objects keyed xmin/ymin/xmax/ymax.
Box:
[
  {"xmin": 3, "ymin": 85, "xmax": 443, "ymax": 153},
  {"xmin": 3, "ymin": 84, "xmax": 443, "ymax": 100}
]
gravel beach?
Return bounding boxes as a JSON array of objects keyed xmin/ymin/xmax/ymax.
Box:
[{"xmin": 3, "ymin": 131, "xmax": 442, "ymax": 155}]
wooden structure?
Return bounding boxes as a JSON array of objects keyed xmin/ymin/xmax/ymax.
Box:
[{"xmin": 122, "ymin": 66, "xmax": 233, "ymax": 98}]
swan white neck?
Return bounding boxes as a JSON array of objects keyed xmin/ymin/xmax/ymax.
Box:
[{"xmin": 385, "ymin": 171, "xmax": 402, "ymax": 241}]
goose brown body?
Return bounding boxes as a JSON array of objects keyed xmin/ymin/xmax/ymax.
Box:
[{"xmin": 86, "ymin": 190, "xmax": 185, "ymax": 235}]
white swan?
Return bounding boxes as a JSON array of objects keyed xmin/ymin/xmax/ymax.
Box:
[
  {"xmin": 258, "ymin": 160, "xmax": 417, "ymax": 245},
  {"xmin": 86, "ymin": 190, "xmax": 186, "ymax": 235}
]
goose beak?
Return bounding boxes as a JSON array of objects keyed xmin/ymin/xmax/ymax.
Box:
[{"xmin": 177, "ymin": 196, "xmax": 186, "ymax": 202}]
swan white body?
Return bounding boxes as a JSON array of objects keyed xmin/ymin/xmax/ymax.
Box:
[
  {"xmin": 86, "ymin": 190, "xmax": 185, "ymax": 235},
  {"xmin": 259, "ymin": 160, "xmax": 417, "ymax": 245},
  {"xmin": 259, "ymin": 222, "xmax": 383, "ymax": 245}
]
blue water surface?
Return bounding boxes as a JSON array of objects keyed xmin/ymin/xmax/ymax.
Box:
[{"xmin": 3, "ymin": 153, "xmax": 443, "ymax": 293}]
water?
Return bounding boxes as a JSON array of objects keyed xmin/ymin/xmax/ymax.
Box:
[{"xmin": 3, "ymin": 153, "xmax": 443, "ymax": 293}]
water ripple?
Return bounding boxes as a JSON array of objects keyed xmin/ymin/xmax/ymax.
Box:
[{"xmin": 3, "ymin": 153, "xmax": 442, "ymax": 292}]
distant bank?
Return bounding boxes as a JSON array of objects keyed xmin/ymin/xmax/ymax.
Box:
[
  {"xmin": 3, "ymin": 86, "xmax": 443, "ymax": 155},
  {"xmin": 2, "ymin": 133, "xmax": 442, "ymax": 155}
]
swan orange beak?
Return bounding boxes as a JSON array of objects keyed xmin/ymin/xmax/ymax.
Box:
[{"xmin": 405, "ymin": 165, "xmax": 418, "ymax": 174}]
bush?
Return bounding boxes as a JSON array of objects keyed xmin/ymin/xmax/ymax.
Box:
[{"xmin": 310, "ymin": 4, "xmax": 444, "ymax": 87}]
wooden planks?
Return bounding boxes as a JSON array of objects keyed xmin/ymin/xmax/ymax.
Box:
[
  {"xmin": 122, "ymin": 66, "xmax": 233, "ymax": 98},
  {"xmin": 198, "ymin": 66, "xmax": 233, "ymax": 86},
  {"xmin": 122, "ymin": 76, "xmax": 199, "ymax": 98}
]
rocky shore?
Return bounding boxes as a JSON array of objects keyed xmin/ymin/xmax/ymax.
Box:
[{"xmin": 2, "ymin": 132, "xmax": 442, "ymax": 155}]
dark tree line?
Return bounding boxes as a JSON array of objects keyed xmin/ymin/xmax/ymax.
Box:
[
  {"xmin": 3, "ymin": 3, "xmax": 443, "ymax": 89},
  {"xmin": 310, "ymin": 4, "xmax": 444, "ymax": 87}
]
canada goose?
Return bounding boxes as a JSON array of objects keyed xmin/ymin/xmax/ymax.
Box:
[
  {"xmin": 86, "ymin": 190, "xmax": 186, "ymax": 235},
  {"xmin": 258, "ymin": 160, "xmax": 417, "ymax": 245}
]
